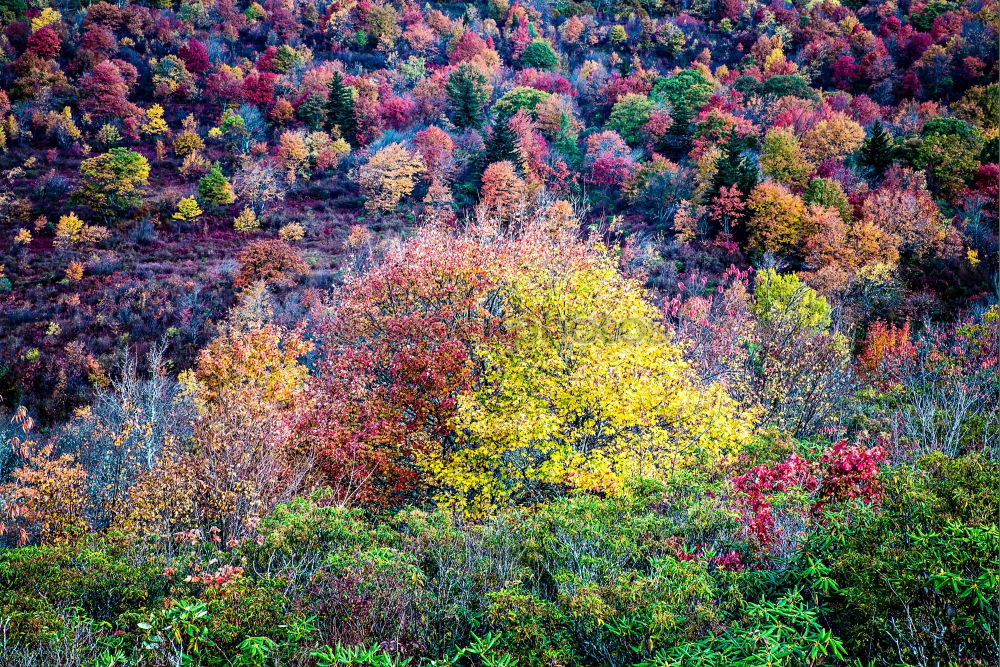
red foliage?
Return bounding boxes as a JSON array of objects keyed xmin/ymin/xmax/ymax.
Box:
[
  {"xmin": 729, "ymin": 440, "xmax": 887, "ymax": 552},
  {"xmin": 857, "ymin": 320, "xmax": 917, "ymax": 389},
  {"xmin": 378, "ymin": 95, "xmax": 415, "ymax": 130},
  {"xmin": 448, "ymin": 31, "xmax": 489, "ymax": 64},
  {"xmin": 586, "ymin": 155, "xmax": 635, "ymax": 188},
  {"xmin": 289, "ymin": 228, "xmax": 507, "ymax": 507},
  {"xmin": 730, "ymin": 454, "xmax": 818, "ymax": 549},
  {"xmin": 78, "ymin": 60, "xmax": 141, "ymax": 122},
  {"xmin": 241, "ymin": 71, "xmax": 276, "ymax": 106},
  {"xmin": 514, "ymin": 68, "xmax": 573, "ymax": 95},
  {"xmin": 26, "ymin": 25, "xmax": 60, "ymax": 59},
  {"xmin": 814, "ymin": 441, "xmax": 888, "ymax": 512},
  {"xmin": 178, "ymin": 38, "xmax": 210, "ymax": 75}
]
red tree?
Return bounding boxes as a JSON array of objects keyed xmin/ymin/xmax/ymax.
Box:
[
  {"xmin": 178, "ymin": 38, "xmax": 210, "ymax": 75},
  {"xmin": 26, "ymin": 25, "xmax": 60, "ymax": 59},
  {"xmin": 78, "ymin": 60, "xmax": 141, "ymax": 123}
]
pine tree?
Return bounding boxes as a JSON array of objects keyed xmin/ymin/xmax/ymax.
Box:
[
  {"xmin": 297, "ymin": 93, "xmax": 327, "ymax": 131},
  {"xmin": 445, "ymin": 63, "xmax": 490, "ymax": 130},
  {"xmin": 481, "ymin": 117, "xmax": 522, "ymax": 175},
  {"xmin": 198, "ymin": 162, "xmax": 236, "ymax": 208},
  {"xmin": 326, "ymin": 72, "xmax": 356, "ymax": 145},
  {"xmin": 711, "ymin": 136, "xmax": 759, "ymax": 198},
  {"xmin": 859, "ymin": 120, "xmax": 896, "ymax": 180}
]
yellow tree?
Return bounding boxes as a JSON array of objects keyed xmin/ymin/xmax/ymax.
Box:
[
  {"xmin": 801, "ymin": 113, "xmax": 865, "ymax": 164},
  {"xmin": 745, "ymin": 183, "xmax": 811, "ymax": 255},
  {"xmin": 356, "ymin": 142, "xmax": 425, "ymax": 212},
  {"xmin": 426, "ymin": 221, "xmax": 753, "ymax": 516}
]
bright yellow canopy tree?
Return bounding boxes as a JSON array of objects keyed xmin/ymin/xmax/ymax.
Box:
[{"xmin": 419, "ymin": 217, "xmax": 754, "ymax": 516}]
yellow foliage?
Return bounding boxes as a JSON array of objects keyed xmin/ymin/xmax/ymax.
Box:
[
  {"xmin": 141, "ymin": 105, "xmax": 170, "ymax": 136},
  {"xmin": 424, "ymin": 222, "xmax": 753, "ymax": 516},
  {"xmin": 233, "ymin": 207, "xmax": 260, "ymax": 234},
  {"xmin": 279, "ymin": 222, "xmax": 305, "ymax": 242},
  {"xmin": 54, "ymin": 212, "xmax": 109, "ymax": 248},
  {"xmin": 30, "ymin": 7, "xmax": 60, "ymax": 32},
  {"xmin": 356, "ymin": 142, "xmax": 425, "ymax": 212},
  {"xmin": 1, "ymin": 424, "xmax": 88, "ymax": 546},
  {"xmin": 173, "ymin": 196, "xmax": 203, "ymax": 221},
  {"xmin": 189, "ymin": 286, "xmax": 313, "ymax": 410}
]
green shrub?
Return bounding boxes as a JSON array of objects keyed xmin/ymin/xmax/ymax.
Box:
[{"xmin": 792, "ymin": 454, "xmax": 1000, "ymax": 665}]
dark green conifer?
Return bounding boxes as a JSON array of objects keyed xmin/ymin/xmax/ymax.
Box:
[
  {"xmin": 858, "ymin": 120, "xmax": 896, "ymax": 180},
  {"xmin": 326, "ymin": 71, "xmax": 356, "ymax": 145}
]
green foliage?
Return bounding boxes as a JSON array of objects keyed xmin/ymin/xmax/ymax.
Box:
[
  {"xmin": 297, "ymin": 93, "xmax": 328, "ymax": 130},
  {"xmin": 793, "ymin": 454, "xmax": 1000, "ymax": 665},
  {"xmin": 651, "ymin": 69, "xmax": 713, "ymax": 133},
  {"xmin": 0, "ymin": 541, "xmax": 166, "ymax": 644},
  {"xmin": 858, "ymin": 120, "xmax": 897, "ymax": 179},
  {"xmin": 802, "ymin": 178, "xmax": 850, "ymax": 222},
  {"xmin": 644, "ymin": 591, "xmax": 847, "ymax": 666},
  {"xmin": 910, "ymin": 0, "xmax": 956, "ymax": 31},
  {"xmin": 446, "ymin": 63, "xmax": 491, "ymax": 130},
  {"xmin": 519, "ymin": 40, "xmax": 560, "ymax": 70},
  {"xmin": 493, "ymin": 86, "xmax": 550, "ymax": 119},
  {"xmin": 253, "ymin": 493, "xmax": 379, "ymax": 559},
  {"xmin": 486, "ymin": 493, "xmax": 723, "ymax": 666},
  {"xmin": 198, "ymin": 161, "xmax": 236, "ymax": 208},
  {"xmin": 481, "ymin": 116, "xmax": 523, "ymax": 173},
  {"xmin": 606, "ymin": 93, "xmax": 655, "ymax": 145},
  {"xmin": 327, "ymin": 71, "xmax": 357, "ymax": 145},
  {"xmin": 760, "ymin": 75, "xmax": 819, "ymax": 101},
  {"xmin": 752, "ymin": 270, "xmax": 832, "ymax": 333},
  {"xmin": 710, "ymin": 134, "xmax": 759, "ymax": 196},
  {"xmin": 76, "ymin": 148, "xmax": 151, "ymax": 221},
  {"xmin": 914, "ymin": 117, "xmax": 984, "ymax": 198},
  {"xmin": 760, "ymin": 128, "xmax": 812, "ymax": 188}
]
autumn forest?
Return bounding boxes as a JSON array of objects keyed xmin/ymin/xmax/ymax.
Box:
[{"xmin": 0, "ymin": 0, "xmax": 997, "ymax": 663}]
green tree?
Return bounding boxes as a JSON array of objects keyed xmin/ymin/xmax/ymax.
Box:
[
  {"xmin": 481, "ymin": 116, "xmax": 522, "ymax": 174},
  {"xmin": 761, "ymin": 74, "xmax": 819, "ymax": 101},
  {"xmin": 493, "ymin": 86, "xmax": 550, "ymax": 119},
  {"xmin": 296, "ymin": 93, "xmax": 327, "ymax": 131},
  {"xmin": 76, "ymin": 148, "xmax": 150, "ymax": 222},
  {"xmin": 858, "ymin": 120, "xmax": 897, "ymax": 180},
  {"xmin": 519, "ymin": 40, "xmax": 560, "ymax": 70},
  {"xmin": 198, "ymin": 162, "xmax": 236, "ymax": 208},
  {"xmin": 803, "ymin": 177, "xmax": 851, "ymax": 222},
  {"xmin": 914, "ymin": 117, "xmax": 984, "ymax": 199},
  {"xmin": 651, "ymin": 69, "xmax": 713, "ymax": 135},
  {"xmin": 753, "ymin": 269, "xmax": 832, "ymax": 333},
  {"xmin": 760, "ymin": 127, "xmax": 813, "ymax": 188},
  {"xmin": 445, "ymin": 63, "xmax": 491, "ymax": 130},
  {"xmin": 326, "ymin": 71, "xmax": 356, "ymax": 145},
  {"xmin": 710, "ymin": 135, "xmax": 759, "ymax": 199},
  {"xmin": 605, "ymin": 93, "xmax": 654, "ymax": 145}
]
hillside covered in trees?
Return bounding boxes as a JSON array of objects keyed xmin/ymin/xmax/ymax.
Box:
[{"xmin": 0, "ymin": 0, "xmax": 997, "ymax": 663}]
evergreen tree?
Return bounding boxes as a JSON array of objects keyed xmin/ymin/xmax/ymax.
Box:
[
  {"xmin": 198, "ymin": 162, "xmax": 236, "ymax": 208},
  {"xmin": 297, "ymin": 93, "xmax": 327, "ymax": 131},
  {"xmin": 668, "ymin": 101, "xmax": 694, "ymax": 136},
  {"xmin": 445, "ymin": 63, "xmax": 490, "ymax": 130},
  {"xmin": 326, "ymin": 72, "xmax": 356, "ymax": 145},
  {"xmin": 553, "ymin": 114, "xmax": 581, "ymax": 167},
  {"xmin": 858, "ymin": 120, "xmax": 896, "ymax": 180},
  {"xmin": 482, "ymin": 117, "xmax": 522, "ymax": 173},
  {"xmin": 711, "ymin": 135, "xmax": 759, "ymax": 197}
]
